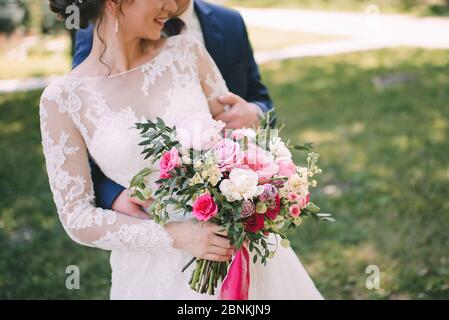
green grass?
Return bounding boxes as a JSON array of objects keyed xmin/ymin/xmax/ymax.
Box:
[
  {"xmin": 1, "ymin": 47, "xmax": 449, "ymax": 299},
  {"xmin": 0, "ymin": 91, "xmax": 110, "ymax": 299},
  {"xmin": 263, "ymin": 48, "xmax": 449, "ymax": 299}
]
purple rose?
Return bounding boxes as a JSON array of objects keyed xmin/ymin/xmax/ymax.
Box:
[
  {"xmin": 241, "ymin": 200, "xmax": 256, "ymax": 219},
  {"xmin": 263, "ymin": 184, "xmax": 278, "ymax": 200}
]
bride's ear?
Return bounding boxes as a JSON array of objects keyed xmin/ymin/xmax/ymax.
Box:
[{"xmin": 104, "ymin": 0, "xmax": 120, "ymax": 15}]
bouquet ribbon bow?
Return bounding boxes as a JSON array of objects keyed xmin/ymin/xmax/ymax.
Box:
[{"xmin": 220, "ymin": 245, "xmax": 251, "ymax": 300}]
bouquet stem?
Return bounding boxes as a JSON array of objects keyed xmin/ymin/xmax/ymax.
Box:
[{"xmin": 186, "ymin": 258, "xmax": 230, "ymax": 295}]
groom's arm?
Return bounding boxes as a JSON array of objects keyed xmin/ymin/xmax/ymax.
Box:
[
  {"xmin": 72, "ymin": 24, "xmax": 126, "ymax": 210},
  {"xmin": 215, "ymin": 16, "xmax": 276, "ymax": 129},
  {"xmin": 89, "ymin": 158, "xmax": 126, "ymax": 209}
]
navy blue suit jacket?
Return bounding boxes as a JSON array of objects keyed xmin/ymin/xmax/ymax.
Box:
[{"xmin": 72, "ymin": 0, "xmax": 275, "ymax": 209}]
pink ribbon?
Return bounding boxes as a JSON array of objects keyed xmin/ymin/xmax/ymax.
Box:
[{"xmin": 220, "ymin": 245, "xmax": 250, "ymax": 300}]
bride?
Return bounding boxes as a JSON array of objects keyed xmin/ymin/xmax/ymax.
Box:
[{"xmin": 41, "ymin": 0, "xmax": 323, "ymax": 299}]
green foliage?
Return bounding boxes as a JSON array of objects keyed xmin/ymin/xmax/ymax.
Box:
[
  {"xmin": 0, "ymin": 0, "xmax": 61, "ymax": 35},
  {"xmin": 0, "ymin": 0, "xmax": 26, "ymax": 34}
]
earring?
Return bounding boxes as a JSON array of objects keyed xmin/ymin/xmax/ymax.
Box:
[{"xmin": 115, "ymin": 17, "xmax": 119, "ymax": 33}]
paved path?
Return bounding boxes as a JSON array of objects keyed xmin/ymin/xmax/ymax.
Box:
[
  {"xmin": 0, "ymin": 76, "xmax": 60, "ymax": 94},
  {"xmin": 236, "ymin": 7, "xmax": 449, "ymax": 63},
  {"xmin": 2, "ymin": 8, "xmax": 449, "ymax": 93}
]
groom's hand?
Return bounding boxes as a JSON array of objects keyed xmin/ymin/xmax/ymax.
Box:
[
  {"xmin": 111, "ymin": 189, "xmax": 151, "ymax": 220},
  {"xmin": 215, "ymin": 92, "xmax": 261, "ymax": 129}
]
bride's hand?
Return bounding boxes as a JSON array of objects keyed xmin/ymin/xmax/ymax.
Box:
[
  {"xmin": 111, "ymin": 189, "xmax": 152, "ymax": 220},
  {"xmin": 165, "ymin": 220, "xmax": 236, "ymax": 262}
]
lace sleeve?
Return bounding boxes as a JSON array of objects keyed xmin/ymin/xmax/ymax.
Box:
[
  {"xmin": 192, "ymin": 38, "xmax": 230, "ymax": 117},
  {"xmin": 39, "ymin": 89, "xmax": 175, "ymax": 252}
]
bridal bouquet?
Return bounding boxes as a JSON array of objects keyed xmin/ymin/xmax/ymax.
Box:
[{"xmin": 129, "ymin": 112, "xmax": 333, "ymax": 299}]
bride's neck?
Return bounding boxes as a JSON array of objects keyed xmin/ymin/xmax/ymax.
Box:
[{"xmin": 89, "ymin": 19, "xmax": 156, "ymax": 75}]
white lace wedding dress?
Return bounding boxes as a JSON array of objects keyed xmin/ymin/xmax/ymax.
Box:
[{"xmin": 39, "ymin": 35, "xmax": 323, "ymax": 300}]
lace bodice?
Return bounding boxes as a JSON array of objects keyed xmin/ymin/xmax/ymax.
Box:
[{"xmin": 39, "ymin": 35, "xmax": 229, "ymax": 252}]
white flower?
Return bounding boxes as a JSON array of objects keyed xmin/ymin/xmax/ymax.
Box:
[
  {"xmin": 182, "ymin": 154, "xmax": 192, "ymax": 165},
  {"xmin": 288, "ymin": 170, "xmax": 309, "ymax": 197},
  {"xmin": 189, "ymin": 172, "xmax": 204, "ymax": 186},
  {"xmin": 203, "ymin": 150, "xmax": 219, "ymax": 166},
  {"xmin": 219, "ymin": 168, "xmax": 264, "ymax": 202},
  {"xmin": 175, "ymin": 113, "xmax": 225, "ymax": 151},
  {"xmin": 206, "ymin": 166, "xmax": 223, "ymax": 186},
  {"xmin": 269, "ymin": 137, "xmax": 292, "ymax": 159}
]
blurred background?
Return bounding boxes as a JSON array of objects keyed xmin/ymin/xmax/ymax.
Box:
[{"xmin": 0, "ymin": 0, "xmax": 448, "ymax": 299}]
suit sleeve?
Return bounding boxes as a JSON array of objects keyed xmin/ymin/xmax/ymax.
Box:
[{"xmin": 72, "ymin": 24, "xmax": 94, "ymax": 69}]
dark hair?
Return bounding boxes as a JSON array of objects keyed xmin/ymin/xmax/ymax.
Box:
[
  {"xmin": 49, "ymin": 0, "xmax": 106, "ymax": 29},
  {"xmin": 49, "ymin": 0, "xmax": 128, "ymax": 74}
]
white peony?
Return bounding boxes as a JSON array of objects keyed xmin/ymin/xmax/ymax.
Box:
[
  {"xmin": 219, "ymin": 168, "xmax": 264, "ymax": 202},
  {"xmin": 269, "ymin": 137, "xmax": 292, "ymax": 159},
  {"xmin": 176, "ymin": 113, "xmax": 225, "ymax": 151}
]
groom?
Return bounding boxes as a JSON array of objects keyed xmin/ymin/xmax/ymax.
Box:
[{"xmin": 73, "ymin": 0, "xmax": 275, "ymax": 214}]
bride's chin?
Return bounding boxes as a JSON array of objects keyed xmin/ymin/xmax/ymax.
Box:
[{"xmin": 147, "ymin": 31, "xmax": 162, "ymax": 41}]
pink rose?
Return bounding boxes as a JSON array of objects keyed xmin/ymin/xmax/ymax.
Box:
[
  {"xmin": 289, "ymin": 204, "xmax": 301, "ymax": 217},
  {"xmin": 159, "ymin": 147, "xmax": 181, "ymax": 179},
  {"xmin": 212, "ymin": 139, "xmax": 242, "ymax": 172},
  {"xmin": 242, "ymin": 144, "xmax": 279, "ymax": 179},
  {"xmin": 275, "ymin": 157, "xmax": 297, "ymax": 178},
  {"xmin": 297, "ymin": 193, "xmax": 311, "ymax": 209},
  {"xmin": 287, "ymin": 192, "xmax": 299, "ymax": 202},
  {"xmin": 192, "ymin": 193, "xmax": 218, "ymax": 222}
]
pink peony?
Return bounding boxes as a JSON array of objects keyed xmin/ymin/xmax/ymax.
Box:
[
  {"xmin": 212, "ymin": 139, "xmax": 242, "ymax": 172},
  {"xmin": 275, "ymin": 157, "xmax": 297, "ymax": 178},
  {"xmin": 289, "ymin": 204, "xmax": 301, "ymax": 217},
  {"xmin": 242, "ymin": 144, "xmax": 279, "ymax": 179},
  {"xmin": 176, "ymin": 113, "xmax": 225, "ymax": 151},
  {"xmin": 192, "ymin": 193, "xmax": 218, "ymax": 222},
  {"xmin": 159, "ymin": 147, "xmax": 181, "ymax": 179}
]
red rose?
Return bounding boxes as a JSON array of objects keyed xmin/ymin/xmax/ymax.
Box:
[
  {"xmin": 192, "ymin": 193, "xmax": 218, "ymax": 222},
  {"xmin": 266, "ymin": 195, "xmax": 281, "ymax": 220},
  {"xmin": 244, "ymin": 214, "xmax": 265, "ymax": 233}
]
